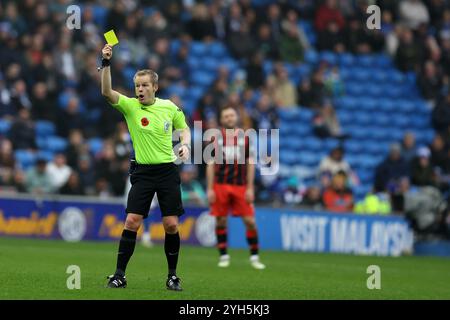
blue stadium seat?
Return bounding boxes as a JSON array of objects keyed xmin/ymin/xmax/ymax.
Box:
[
  {"xmin": 182, "ymin": 98, "xmax": 197, "ymax": 114},
  {"xmin": 280, "ymin": 150, "xmax": 297, "ymax": 166},
  {"xmin": 36, "ymin": 120, "xmax": 56, "ymax": 137},
  {"xmin": 209, "ymin": 42, "xmax": 227, "ymax": 58},
  {"xmin": 190, "ymin": 42, "xmax": 208, "ymax": 57},
  {"xmin": 366, "ymin": 84, "xmax": 383, "ymax": 98},
  {"xmin": 374, "ymin": 54, "xmax": 393, "ymax": 68},
  {"xmin": 338, "ymin": 53, "xmax": 355, "ymax": 67},
  {"xmin": 319, "ymin": 51, "xmax": 337, "ymax": 65},
  {"xmin": 166, "ymin": 84, "xmax": 186, "ymax": 97},
  {"xmin": 353, "ymin": 113, "xmax": 372, "ymax": 125},
  {"xmin": 36, "ymin": 137, "xmax": 47, "ymax": 149},
  {"xmin": 299, "ymin": 151, "xmax": 321, "ymax": 167},
  {"xmin": 190, "ymin": 71, "xmax": 215, "ymax": 87},
  {"xmin": 278, "ymin": 108, "xmax": 301, "ymax": 122},
  {"xmin": 92, "ymin": 5, "xmax": 107, "ymax": 27},
  {"xmin": 304, "ymin": 50, "xmax": 318, "ymax": 65},
  {"xmin": 187, "ymin": 56, "xmax": 201, "ymax": 69},
  {"xmin": 302, "ymin": 137, "xmax": 323, "ymax": 151},
  {"xmin": 14, "ymin": 150, "xmax": 37, "ymax": 169},
  {"xmin": 346, "ymin": 82, "xmax": 366, "ymax": 96},
  {"xmin": 372, "ymin": 69, "xmax": 388, "ymax": 82},
  {"xmin": 46, "ymin": 136, "xmax": 68, "ymax": 152},
  {"xmin": 202, "ymin": 57, "xmax": 219, "ymax": 72},
  {"xmin": 397, "ymin": 100, "xmax": 415, "ymax": 113},
  {"xmin": 356, "ymin": 55, "xmax": 376, "ymax": 68},
  {"xmin": 0, "ymin": 119, "xmax": 11, "ymax": 134},
  {"xmin": 36, "ymin": 150, "xmax": 54, "ymax": 162},
  {"xmin": 335, "ymin": 96, "xmax": 358, "ymax": 110},
  {"xmin": 352, "ymin": 68, "xmax": 371, "ymax": 81},
  {"xmin": 377, "ymin": 98, "xmax": 396, "ymax": 112},
  {"xmin": 88, "ymin": 138, "xmax": 103, "ymax": 155},
  {"xmin": 344, "ymin": 140, "xmax": 364, "ymax": 153}
]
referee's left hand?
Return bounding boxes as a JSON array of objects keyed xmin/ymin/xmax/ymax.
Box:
[{"xmin": 178, "ymin": 145, "xmax": 190, "ymax": 161}]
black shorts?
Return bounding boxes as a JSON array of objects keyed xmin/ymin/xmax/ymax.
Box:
[{"xmin": 126, "ymin": 162, "xmax": 185, "ymax": 218}]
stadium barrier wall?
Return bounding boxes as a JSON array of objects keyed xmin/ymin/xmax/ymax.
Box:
[{"xmin": 0, "ymin": 194, "xmax": 415, "ymax": 256}]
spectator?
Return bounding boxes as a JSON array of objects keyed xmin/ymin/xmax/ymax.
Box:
[
  {"xmin": 297, "ymin": 78, "xmax": 316, "ymax": 108},
  {"xmin": 322, "ymin": 171, "xmax": 354, "ymax": 213},
  {"xmin": 30, "ymin": 82, "xmax": 56, "ymax": 122},
  {"xmin": 11, "ymin": 169, "xmax": 27, "ymax": 193},
  {"xmin": 186, "ymin": 3, "xmax": 217, "ymax": 41},
  {"xmin": 245, "ymin": 52, "xmax": 265, "ymax": 89},
  {"xmin": 9, "ymin": 108, "xmax": 36, "ymax": 150},
  {"xmin": 66, "ymin": 129, "xmax": 85, "ymax": 169},
  {"xmin": 180, "ymin": 164, "xmax": 206, "ymax": 206},
  {"xmin": 318, "ymin": 146, "xmax": 352, "ymax": 177},
  {"xmin": 399, "ymin": 0, "xmax": 430, "ymax": 29},
  {"xmin": 279, "ymin": 24, "xmax": 304, "ymax": 63},
  {"xmin": 410, "ymin": 147, "xmax": 437, "ymax": 187},
  {"xmin": 26, "ymin": 158, "xmax": 53, "ymax": 194},
  {"xmin": 250, "ymin": 93, "xmax": 279, "ymax": 130},
  {"xmin": 77, "ymin": 154, "xmax": 96, "ymax": 195},
  {"xmin": 315, "ymin": 0, "xmax": 345, "ymax": 32},
  {"xmin": 344, "ymin": 15, "xmax": 370, "ymax": 54},
  {"xmin": 227, "ymin": 21, "xmax": 256, "ymax": 60},
  {"xmin": 323, "ymin": 67, "xmax": 344, "ymax": 97},
  {"xmin": 312, "ymin": 102, "xmax": 344, "ymax": 139},
  {"xmin": 256, "ymin": 23, "xmax": 280, "ymax": 60},
  {"xmin": 432, "ymin": 92, "xmax": 450, "ymax": 133},
  {"xmin": 271, "ymin": 66, "xmax": 297, "ymax": 107},
  {"xmin": 401, "ymin": 132, "xmax": 417, "ymax": 163},
  {"xmin": 57, "ymin": 96, "xmax": 85, "ymax": 138},
  {"xmin": 59, "ymin": 172, "xmax": 85, "ymax": 196},
  {"xmin": 317, "ymin": 21, "xmax": 346, "ymax": 52},
  {"xmin": 417, "ymin": 61, "xmax": 443, "ymax": 106},
  {"xmin": 354, "ymin": 191, "xmax": 392, "ymax": 215},
  {"xmin": 430, "ymin": 133, "xmax": 448, "ymax": 172},
  {"xmin": 374, "ymin": 143, "xmax": 410, "ymax": 191},
  {"xmin": 10, "ymin": 79, "xmax": 31, "ymax": 111},
  {"xmin": 283, "ymin": 176, "xmax": 304, "ymax": 206},
  {"xmin": 281, "ymin": 9, "xmax": 310, "ymax": 51},
  {"xmin": 300, "ymin": 185, "xmax": 323, "ymax": 210},
  {"xmin": 395, "ymin": 28, "xmax": 422, "ymax": 72},
  {"xmin": 46, "ymin": 154, "xmax": 72, "ymax": 190}
]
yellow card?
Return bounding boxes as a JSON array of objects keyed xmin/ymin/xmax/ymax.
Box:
[{"xmin": 104, "ymin": 30, "xmax": 119, "ymax": 46}]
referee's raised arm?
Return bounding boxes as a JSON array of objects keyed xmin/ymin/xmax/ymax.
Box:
[{"xmin": 100, "ymin": 44, "xmax": 120, "ymax": 105}]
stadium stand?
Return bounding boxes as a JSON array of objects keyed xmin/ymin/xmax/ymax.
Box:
[{"xmin": 0, "ymin": 0, "xmax": 449, "ymax": 239}]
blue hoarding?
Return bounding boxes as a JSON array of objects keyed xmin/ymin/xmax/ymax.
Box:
[{"xmin": 0, "ymin": 195, "xmax": 414, "ymax": 256}]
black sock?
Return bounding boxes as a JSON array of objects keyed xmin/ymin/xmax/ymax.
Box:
[
  {"xmin": 215, "ymin": 226, "xmax": 228, "ymax": 256},
  {"xmin": 246, "ymin": 229, "xmax": 259, "ymax": 256},
  {"xmin": 115, "ymin": 229, "xmax": 137, "ymax": 276},
  {"xmin": 165, "ymin": 232, "xmax": 180, "ymax": 277}
]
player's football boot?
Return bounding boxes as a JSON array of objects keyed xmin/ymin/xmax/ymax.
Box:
[
  {"xmin": 166, "ymin": 275, "xmax": 183, "ymax": 291},
  {"xmin": 218, "ymin": 254, "xmax": 230, "ymax": 268},
  {"xmin": 106, "ymin": 274, "xmax": 127, "ymax": 288},
  {"xmin": 250, "ymin": 255, "xmax": 266, "ymax": 270}
]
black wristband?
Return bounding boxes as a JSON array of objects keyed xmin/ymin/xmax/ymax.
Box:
[{"xmin": 101, "ymin": 58, "xmax": 111, "ymax": 67}]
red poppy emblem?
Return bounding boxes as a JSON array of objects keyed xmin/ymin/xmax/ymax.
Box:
[{"xmin": 141, "ymin": 117, "xmax": 149, "ymax": 126}]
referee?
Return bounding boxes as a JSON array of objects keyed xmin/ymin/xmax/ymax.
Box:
[{"xmin": 100, "ymin": 44, "xmax": 191, "ymax": 291}]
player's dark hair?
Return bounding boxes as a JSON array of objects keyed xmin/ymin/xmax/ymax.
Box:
[{"xmin": 133, "ymin": 69, "xmax": 158, "ymax": 86}]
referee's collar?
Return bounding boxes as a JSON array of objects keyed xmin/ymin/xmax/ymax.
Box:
[{"xmin": 140, "ymin": 97, "xmax": 157, "ymax": 109}]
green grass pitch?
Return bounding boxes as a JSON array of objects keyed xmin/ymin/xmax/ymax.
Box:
[{"xmin": 1, "ymin": 236, "xmax": 449, "ymax": 300}]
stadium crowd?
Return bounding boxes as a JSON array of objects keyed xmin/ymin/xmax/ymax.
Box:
[{"xmin": 0, "ymin": 0, "xmax": 449, "ymax": 238}]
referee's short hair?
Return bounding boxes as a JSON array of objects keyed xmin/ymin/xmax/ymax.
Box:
[{"xmin": 134, "ymin": 69, "xmax": 158, "ymax": 86}]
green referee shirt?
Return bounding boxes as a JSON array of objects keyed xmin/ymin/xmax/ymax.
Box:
[{"xmin": 110, "ymin": 94, "xmax": 188, "ymax": 164}]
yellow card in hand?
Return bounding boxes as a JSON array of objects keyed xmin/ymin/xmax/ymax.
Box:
[{"xmin": 104, "ymin": 30, "xmax": 119, "ymax": 46}]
